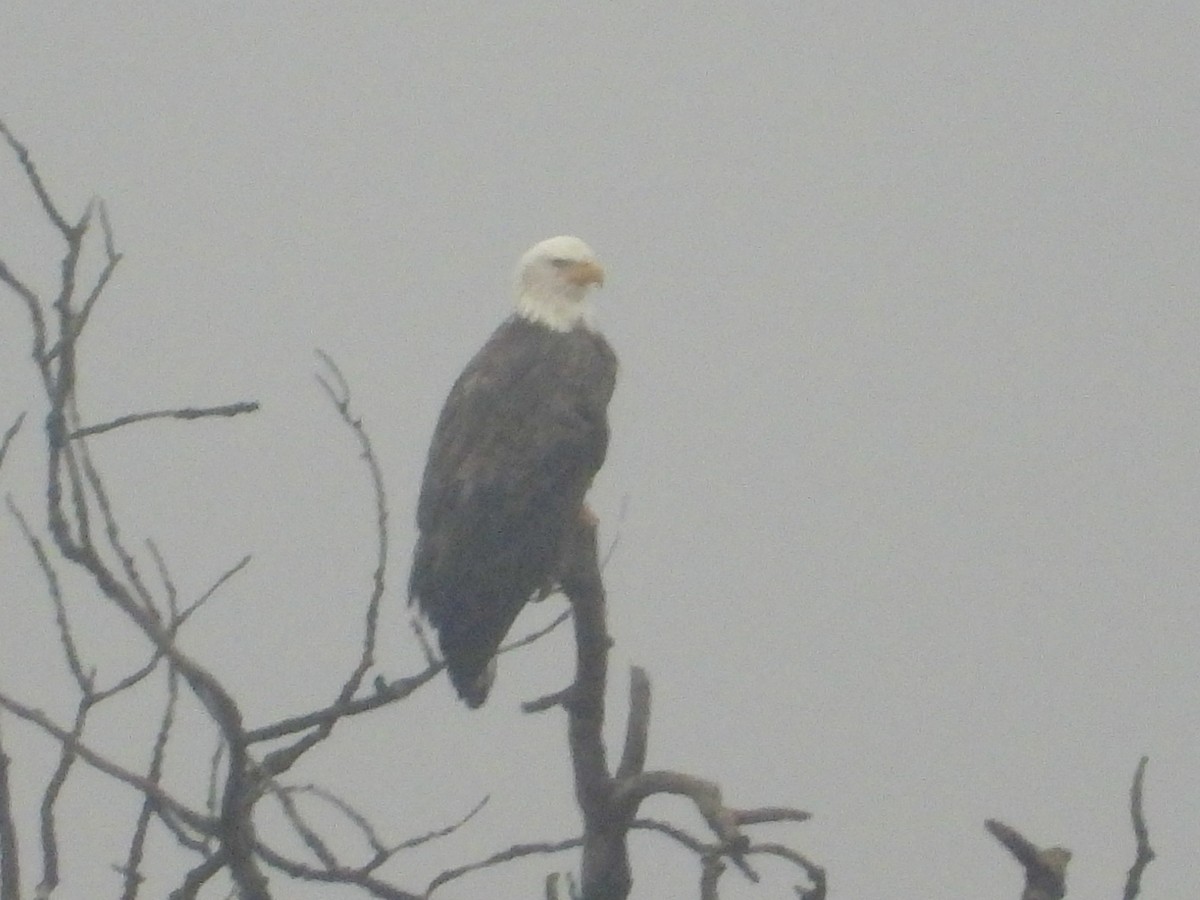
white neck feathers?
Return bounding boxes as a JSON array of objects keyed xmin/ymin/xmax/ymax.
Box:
[{"xmin": 516, "ymin": 289, "xmax": 595, "ymax": 332}]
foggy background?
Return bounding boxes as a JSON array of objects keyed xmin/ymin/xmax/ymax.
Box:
[{"xmin": 1, "ymin": 4, "xmax": 1197, "ymax": 898}]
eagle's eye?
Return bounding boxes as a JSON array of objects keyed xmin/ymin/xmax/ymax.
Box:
[{"xmin": 550, "ymin": 258, "xmax": 572, "ymax": 268}]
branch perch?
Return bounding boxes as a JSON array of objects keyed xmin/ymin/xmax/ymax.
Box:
[{"xmin": 555, "ymin": 517, "xmax": 812, "ymax": 898}]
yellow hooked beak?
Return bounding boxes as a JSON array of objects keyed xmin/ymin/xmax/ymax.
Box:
[{"xmin": 566, "ymin": 259, "xmax": 605, "ymax": 287}]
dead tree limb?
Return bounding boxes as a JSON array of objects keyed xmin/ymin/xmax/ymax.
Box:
[
  {"xmin": 553, "ymin": 517, "xmax": 813, "ymax": 899},
  {"xmin": 4, "ymin": 117, "xmax": 811, "ymax": 899},
  {"xmin": 0, "ymin": 719, "xmax": 19, "ymax": 900},
  {"xmin": 555, "ymin": 516, "xmax": 629, "ymax": 900},
  {"xmin": 988, "ymin": 758, "xmax": 1155, "ymax": 900},
  {"xmin": 0, "ymin": 118, "xmax": 450, "ymax": 899},
  {"xmin": 985, "ymin": 819, "xmax": 1071, "ymax": 900},
  {"xmin": 69, "ymin": 402, "xmax": 259, "ymax": 439},
  {"xmin": 0, "ymin": 414, "xmax": 24, "ymax": 472},
  {"xmin": 1123, "ymin": 756, "xmax": 1154, "ymax": 900}
]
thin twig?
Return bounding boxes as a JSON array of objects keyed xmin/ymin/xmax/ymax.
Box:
[
  {"xmin": 631, "ymin": 820, "xmax": 823, "ymax": 895},
  {"xmin": 178, "ymin": 554, "xmax": 252, "ymax": 627},
  {"xmin": 7, "ymin": 497, "xmax": 89, "ymax": 689},
  {"xmin": 282, "ymin": 784, "xmax": 389, "ymax": 860},
  {"xmin": 749, "ymin": 843, "xmax": 825, "ymax": 899},
  {"xmin": 408, "ymin": 614, "xmax": 438, "ymax": 667},
  {"xmin": 94, "ymin": 650, "xmax": 163, "ymax": 702},
  {"xmin": 145, "ymin": 539, "xmax": 178, "ymax": 617},
  {"xmin": 1123, "ymin": 756, "xmax": 1154, "ymax": 900},
  {"xmin": 205, "ymin": 740, "xmax": 224, "ymax": 843},
  {"xmin": 427, "ymin": 836, "xmax": 584, "ymax": 896},
  {"xmin": 7, "ymin": 114, "xmax": 270, "ymax": 900},
  {"xmin": 69, "ymin": 198, "xmax": 122, "ymax": 339},
  {"xmin": 631, "ymin": 817, "xmax": 708, "ymax": 854},
  {"xmin": 502, "ymin": 608, "xmax": 572, "ymax": 657},
  {"xmin": 70, "ymin": 402, "xmax": 260, "ymax": 439},
  {"xmin": 0, "ymin": 255, "xmax": 48, "ymax": 355},
  {"xmin": 0, "ymin": 118, "xmax": 72, "ymax": 236},
  {"xmin": 247, "ymin": 664, "xmax": 439, "ymax": 745},
  {"xmin": 253, "ymin": 839, "xmax": 422, "ymax": 900},
  {"xmin": 270, "ymin": 782, "xmax": 339, "ymax": 870},
  {"xmin": 39, "ymin": 697, "xmax": 94, "ymax": 896},
  {"xmin": 376, "ymin": 794, "xmax": 489, "ymax": 865},
  {"xmin": 122, "ymin": 633, "xmax": 182, "ymax": 900},
  {"xmin": 71, "ymin": 404, "xmax": 156, "ymax": 610},
  {"xmin": 0, "ymin": 414, "xmax": 25, "ymax": 472},
  {"xmin": 272, "ymin": 785, "xmax": 488, "ymax": 876},
  {"xmin": 0, "ymin": 690, "xmax": 211, "ymax": 833},
  {"xmin": 252, "ymin": 351, "xmax": 398, "ymax": 779},
  {"xmin": 314, "ymin": 348, "xmax": 388, "ymax": 687}
]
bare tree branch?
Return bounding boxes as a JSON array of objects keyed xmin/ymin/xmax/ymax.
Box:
[
  {"xmin": 1, "ymin": 116, "xmax": 451, "ymax": 900},
  {"xmin": 985, "ymin": 819, "xmax": 1070, "ymax": 900},
  {"xmin": 614, "ymin": 667, "xmax": 650, "ymax": 782},
  {"xmin": 270, "ymin": 782, "xmax": 340, "ymax": 871},
  {"xmin": 556, "ymin": 517, "xmax": 631, "ymax": 900},
  {"xmin": 252, "ymin": 839, "xmax": 421, "ymax": 900},
  {"xmin": 121, "ymin": 655, "xmax": 181, "ymax": 900},
  {"xmin": 204, "ymin": 741, "xmax": 224, "ymax": 844},
  {"xmin": 619, "ymin": 772, "xmax": 745, "ymax": 848},
  {"xmin": 65, "ymin": 198, "xmax": 121, "ymax": 344},
  {"xmin": 37, "ymin": 698, "xmax": 92, "ymax": 897},
  {"xmin": 0, "ymin": 414, "xmax": 25, "ymax": 473},
  {"xmin": 315, "ymin": 349, "xmax": 389, "ymax": 690},
  {"xmin": 272, "ymin": 786, "xmax": 488, "ymax": 877},
  {"xmin": 700, "ymin": 853, "xmax": 723, "ymax": 900},
  {"xmin": 630, "ymin": 820, "xmax": 823, "ymax": 898},
  {"xmin": 748, "ymin": 844, "xmax": 825, "ymax": 899},
  {"xmin": 68, "ymin": 410, "xmax": 157, "ymax": 610},
  {"xmin": 43, "ymin": 372, "xmax": 269, "ymax": 899},
  {"xmin": 3, "ymin": 116, "xmax": 815, "ymax": 900},
  {"xmin": 1123, "ymin": 756, "xmax": 1154, "ymax": 900},
  {"xmin": 246, "ymin": 665, "xmax": 439, "ymax": 745},
  {"xmin": 178, "ymin": 553, "xmax": 252, "ymax": 626},
  {"xmin": 0, "ymin": 254, "xmax": 47, "ymax": 355},
  {"xmin": 427, "ymin": 836, "xmax": 584, "ymax": 896},
  {"xmin": 277, "ymin": 784, "xmax": 387, "ymax": 864},
  {"xmin": 267, "ymin": 778, "xmax": 486, "ymax": 880},
  {"xmin": 0, "ymin": 719, "xmax": 20, "ymax": 900},
  {"xmin": 69, "ymin": 402, "xmax": 260, "ymax": 439},
  {"xmin": 168, "ymin": 853, "xmax": 224, "ymax": 900},
  {"xmin": 0, "ymin": 118, "xmax": 72, "ymax": 236},
  {"xmin": 244, "ymin": 351, "xmax": 402, "ymax": 790},
  {"xmin": 6, "ymin": 497, "xmax": 89, "ymax": 690},
  {"xmin": 546, "ymin": 518, "xmax": 816, "ymax": 898},
  {"xmin": 0, "ymin": 691, "xmax": 212, "ymax": 834},
  {"xmin": 504, "ymin": 608, "xmax": 573, "ymax": 659}
]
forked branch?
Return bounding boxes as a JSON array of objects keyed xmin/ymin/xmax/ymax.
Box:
[
  {"xmin": 987, "ymin": 758, "xmax": 1155, "ymax": 900},
  {"xmin": 552, "ymin": 518, "xmax": 814, "ymax": 899}
]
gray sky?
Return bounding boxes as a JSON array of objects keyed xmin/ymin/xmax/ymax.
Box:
[{"xmin": 1, "ymin": 4, "xmax": 1197, "ymax": 898}]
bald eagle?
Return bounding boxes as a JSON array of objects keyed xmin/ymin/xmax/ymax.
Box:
[{"xmin": 409, "ymin": 236, "xmax": 617, "ymax": 707}]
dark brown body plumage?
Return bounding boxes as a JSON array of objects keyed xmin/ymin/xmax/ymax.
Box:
[{"xmin": 409, "ymin": 315, "xmax": 617, "ymax": 706}]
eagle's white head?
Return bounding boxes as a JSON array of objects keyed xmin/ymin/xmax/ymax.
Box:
[{"xmin": 514, "ymin": 235, "xmax": 605, "ymax": 332}]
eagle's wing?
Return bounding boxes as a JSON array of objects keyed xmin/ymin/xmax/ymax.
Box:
[{"xmin": 409, "ymin": 320, "xmax": 615, "ymax": 702}]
